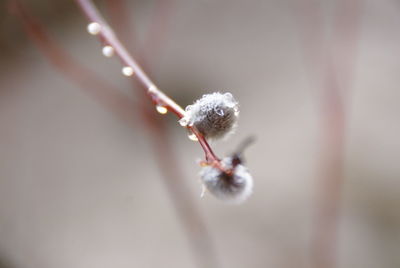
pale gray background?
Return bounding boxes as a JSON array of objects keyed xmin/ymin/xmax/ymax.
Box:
[{"xmin": 0, "ymin": 0, "xmax": 399, "ymax": 267}]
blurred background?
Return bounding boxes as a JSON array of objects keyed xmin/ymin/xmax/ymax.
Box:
[{"xmin": 1, "ymin": 0, "xmax": 399, "ymax": 267}]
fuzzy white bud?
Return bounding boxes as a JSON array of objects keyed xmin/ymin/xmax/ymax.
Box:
[
  {"xmin": 179, "ymin": 92, "xmax": 239, "ymax": 140},
  {"xmin": 200, "ymin": 157, "xmax": 253, "ymax": 203}
]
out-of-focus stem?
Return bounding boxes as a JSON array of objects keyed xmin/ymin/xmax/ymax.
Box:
[
  {"xmin": 296, "ymin": 1, "xmax": 362, "ymax": 268},
  {"xmin": 9, "ymin": 0, "xmax": 136, "ymax": 126}
]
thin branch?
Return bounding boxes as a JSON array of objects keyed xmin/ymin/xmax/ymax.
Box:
[
  {"xmin": 77, "ymin": 0, "xmax": 180, "ymax": 112},
  {"xmin": 75, "ymin": 0, "xmax": 222, "ymax": 166}
]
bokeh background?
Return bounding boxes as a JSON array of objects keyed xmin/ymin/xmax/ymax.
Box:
[{"xmin": 1, "ymin": 0, "xmax": 399, "ymax": 268}]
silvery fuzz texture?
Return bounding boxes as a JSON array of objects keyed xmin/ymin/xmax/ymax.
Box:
[
  {"xmin": 200, "ymin": 157, "xmax": 253, "ymax": 203},
  {"xmin": 179, "ymin": 92, "xmax": 239, "ymax": 140}
]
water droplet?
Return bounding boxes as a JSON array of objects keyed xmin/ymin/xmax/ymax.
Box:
[
  {"xmin": 188, "ymin": 131, "xmax": 198, "ymax": 141},
  {"xmin": 234, "ymin": 107, "xmax": 240, "ymax": 116},
  {"xmin": 87, "ymin": 22, "xmax": 101, "ymax": 35},
  {"xmin": 122, "ymin": 66, "xmax": 134, "ymax": 76},
  {"xmin": 179, "ymin": 117, "xmax": 189, "ymax": 127},
  {"xmin": 224, "ymin": 92, "xmax": 233, "ymax": 99},
  {"xmin": 200, "ymin": 185, "xmax": 206, "ymax": 198},
  {"xmin": 156, "ymin": 105, "xmax": 168, "ymax": 114},
  {"xmin": 148, "ymin": 85, "xmax": 157, "ymax": 93},
  {"xmin": 102, "ymin": 45, "xmax": 114, "ymax": 57}
]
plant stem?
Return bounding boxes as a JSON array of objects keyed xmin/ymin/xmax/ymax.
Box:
[{"xmin": 75, "ymin": 0, "xmax": 221, "ymax": 166}]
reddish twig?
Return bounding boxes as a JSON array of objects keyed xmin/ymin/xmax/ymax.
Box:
[{"xmin": 75, "ymin": 0, "xmax": 222, "ymax": 168}]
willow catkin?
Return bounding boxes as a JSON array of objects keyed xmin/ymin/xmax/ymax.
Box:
[
  {"xmin": 200, "ymin": 157, "xmax": 253, "ymax": 203},
  {"xmin": 179, "ymin": 92, "xmax": 239, "ymax": 140}
]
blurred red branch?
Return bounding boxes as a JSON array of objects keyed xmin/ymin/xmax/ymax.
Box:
[
  {"xmin": 105, "ymin": 0, "xmax": 135, "ymax": 48},
  {"xmin": 105, "ymin": 0, "xmax": 174, "ymax": 70},
  {"xmin": 8, "ymin": 0, "xmax": 136, "ymax": 126},
  {"xmin": 296, "ymin": 1, "xmax": 363, "ymax": 268}
]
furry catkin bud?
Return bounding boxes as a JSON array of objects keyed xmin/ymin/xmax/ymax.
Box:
[
  {"xmin": 179, "ymin": 92, "xmax": 239, "ymax": 140},
  {"xmin": 200, "ymin": 157, "xmax": 253, "ymax": 203}
]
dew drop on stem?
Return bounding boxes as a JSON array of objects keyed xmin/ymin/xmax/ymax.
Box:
[
  {"xmin": 156, "ymin": 105, "xmax": 168, "ymax": 114},
  {"xmin": 188, "ymin": 131, "xmax": 198, "ymax": 141}
]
